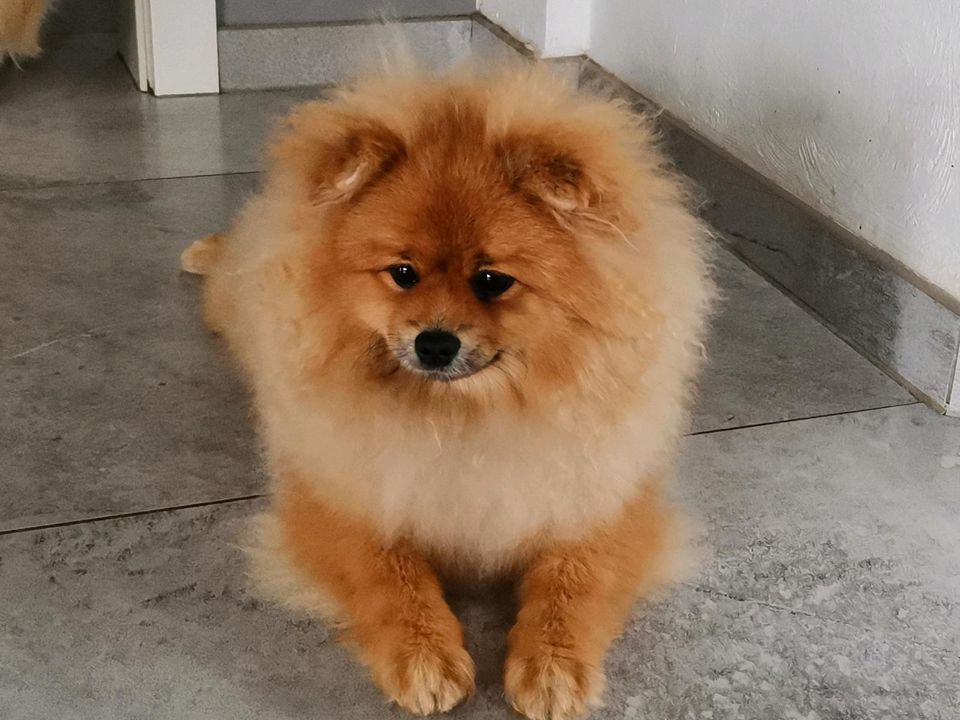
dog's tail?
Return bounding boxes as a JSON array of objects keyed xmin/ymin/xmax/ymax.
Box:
[
  {"xmin": 0, "ymin": 0, "xmax": 49, "ymax": 61},
  {"xmin": 180, "ymin": 233, "xmax": 225, "ymax": 276}
]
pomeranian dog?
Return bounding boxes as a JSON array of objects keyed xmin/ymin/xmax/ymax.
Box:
[{"xmin": 182, "ymin": 57, "xmax": 713, "ymax": 720}]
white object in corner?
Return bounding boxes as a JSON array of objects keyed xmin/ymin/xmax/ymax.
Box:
[
  {"xmin": 948, "ymin": 358, "xmax": 960, "ymax": 418},
  {"xmin": 478, "ymin": 0, "xmax": 591, "ymax": 58},
  {"xmin": 119, "ymin": 0, "xmax": 219, "ymax": 96},
  {"xmin": 118, "ymin": 0, "xmax": 148, "ymax": 91},
  {"xmin": 543, "ymin": 0, "xmax": 591, "ymax": 57}
]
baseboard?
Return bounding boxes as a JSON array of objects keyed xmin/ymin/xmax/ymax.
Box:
[
  {"xmin": 217, "ymin": 0, "xmax": 476, "ymax": 27},
  {"xmin": 218, "ymin": 14, "xmax": 585, "ymax": 92},
  {"xmin": 218, "ymin": 16, "xmax": 474, "ymax": 91}
]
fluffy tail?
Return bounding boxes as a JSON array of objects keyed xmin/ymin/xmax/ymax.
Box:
[
  {"xmin": 180, "ymin": 233, "xmax": 225, "ymax": 276},
  {"xmin": 0, "ymin": 0, "xmax": 48, "ymax": 60}
]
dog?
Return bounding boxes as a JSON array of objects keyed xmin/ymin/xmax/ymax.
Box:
[{"xmin": 182, "ymin": 59, "xmax": 714, "ymax": 719}]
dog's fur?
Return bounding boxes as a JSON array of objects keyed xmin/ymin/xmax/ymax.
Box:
[
  {"xmin": 183, "ymin": 61, "xmax": 714, "ymax": 719},
  {"xmin": 0, "ymin": 0, "xmax": 48, "ymax": 60}
]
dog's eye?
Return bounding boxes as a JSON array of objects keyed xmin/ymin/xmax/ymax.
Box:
[
  {"xmin": 470, "ymin": 270, "xmax": 515, "ymax": 301},
  {"xmin": 388, "ymin": 264, "xmax": 419, "ymax": 289}
]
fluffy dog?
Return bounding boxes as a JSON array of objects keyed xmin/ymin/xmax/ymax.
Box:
[{"xmin": 182, "ymin": 60, "xmax": 714, "ymax": 719}]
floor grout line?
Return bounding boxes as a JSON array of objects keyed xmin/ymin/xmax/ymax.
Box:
[
  {"xmin": 688, "ymin": 584, "xmax": 955, "ymax": 655},
  {"xmin": 0, "ymin": 169, "xmax": 262, "ymax": 195},
  {"xmin": 687, "ymin": 400, "xmax": 921, "ymax": 437},
  {"xmin": 0, "ymin": 402, "xmax": 924, "ymax": 535},
  {"xmin": 690, "ymin": 583, "xmax": 825, "ymax": 620},
  {"xmin": 0, "ymin": 493, "xmax": 266, "ymax": 538},
  {"xmin": 2, "ymin": 316, "xmax": 164, "ymax": 361}
]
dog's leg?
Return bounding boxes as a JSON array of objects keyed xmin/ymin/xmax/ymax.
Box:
[
  {"xmin": 275, "ymin": 476, "xmax": 475, "ymax": 715},
  {"xmin": 505, "ymin": 479, "xmax": 690, "ymax": 720}
]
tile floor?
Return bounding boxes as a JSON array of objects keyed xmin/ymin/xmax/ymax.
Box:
[{"xmin": 1, "ymin": 36, "xmax": 957, "ymax": 720}]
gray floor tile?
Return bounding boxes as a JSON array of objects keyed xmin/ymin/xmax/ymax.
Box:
[
  {"xmin": 610, "ymin": 588, "xmax": 958, "ymax": 720},
  {"xmin": 0, "ymin": 175, "xmax": 263, "ymax": 531},
  {"xmin": 694, "ymin": 247, "xmax": 915, "ymax": 432},
  {"xmin": 0, "ymin": 500, "xmax": 354, "ymax": 720},
  {"xmin": 2, "ymin": 402, "xmax": 958, "ymax": 719},
  {"xmin": 0, "ymin": 34, "xmax": 319, "ymax": 189},
  {"xmin": 680, "ymin": 403, "xmax": 960, "ymax": 658}
]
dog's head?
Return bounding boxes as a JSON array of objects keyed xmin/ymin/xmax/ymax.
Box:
[{"xmin": 269, "ymin": 74, "xmax": 671, "ymax": 407}]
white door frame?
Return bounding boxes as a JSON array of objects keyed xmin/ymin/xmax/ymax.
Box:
[
  {"xmin": 948, "ymin": 359, "xmax": 960, "ymax": 417},
  {"xmin": 118, "ymin": 0, "xmax": 149, "ymax": 91},
  {"xmin": 120, "ymin": 0, "xmax": 220, "ymax": 96}
]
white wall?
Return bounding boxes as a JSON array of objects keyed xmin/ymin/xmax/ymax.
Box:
[
  {"xmin": 589, "ymin": 0, "xmax": 960, "ymax": 300},
  {"xmin": 478, "ymin": 0, "xmax": 590, "ymax": 57}
]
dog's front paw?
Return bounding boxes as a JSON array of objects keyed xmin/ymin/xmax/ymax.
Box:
[
  {"xmin": 504, "ymin": 648, "xmax": 603, "ymax": 720},
  {"xmin": 376, "ymin": 640, "xmax": 475, "ymax": 715}
]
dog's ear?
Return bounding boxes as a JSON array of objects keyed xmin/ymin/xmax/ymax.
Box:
[
  {"xmin": 270, "ymin": 102, "xmax": 406, "ymax": 204},
  {"xmin": 498, "ymin": 132, "xmax": 607, "ymax": 215}
]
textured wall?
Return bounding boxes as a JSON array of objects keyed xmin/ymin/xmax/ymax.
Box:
[{"xmin": 589, "ymin": 0, "xmax": 960, "ymax": 300}]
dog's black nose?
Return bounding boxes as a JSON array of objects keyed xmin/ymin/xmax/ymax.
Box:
[{"xmin": 414, "ymin": 330, "xmax": 461, "ymax": 369}]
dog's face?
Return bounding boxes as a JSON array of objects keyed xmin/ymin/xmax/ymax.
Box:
[
  {"xmin": 274, "ymin": 97, "xmax": 638, "ymax": 402},
  {"xmin": 330, "ymin": 155, "xmax": 600, "ymax": 392},
  {"xmin": 336, "ymin": 187, "xmax": 536, "ymax": 384}
]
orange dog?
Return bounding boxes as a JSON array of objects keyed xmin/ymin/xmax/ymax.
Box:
[{"xmin": 183, "ymin": 61, "xmax": 714, "ymax": 719}]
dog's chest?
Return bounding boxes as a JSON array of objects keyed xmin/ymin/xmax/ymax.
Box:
[
  {"xmin": 264, "ymin": 394, "xmax": 658, "ymax": 567},
  {"xmin": 354, "ymin": 418, "xmax": 646, "ymax": 563}
]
